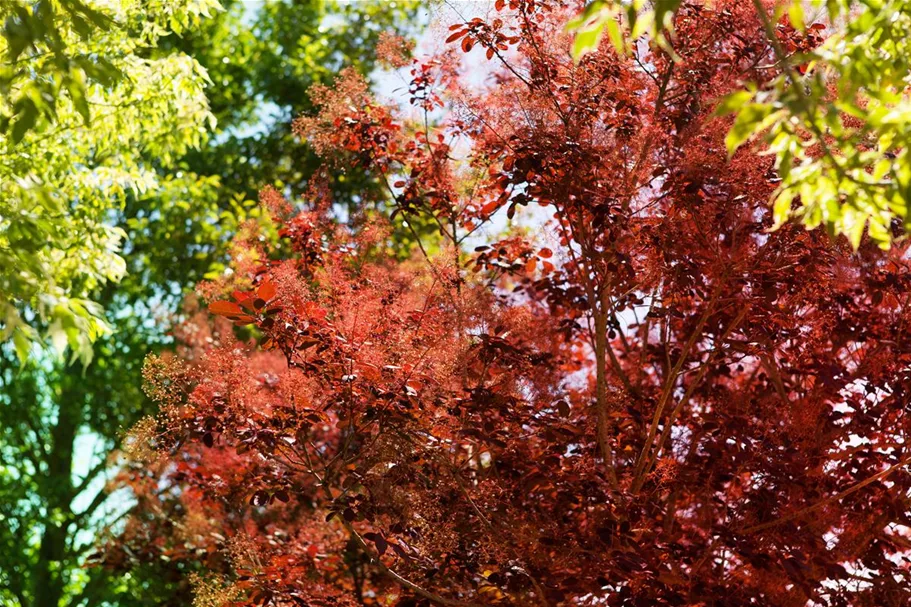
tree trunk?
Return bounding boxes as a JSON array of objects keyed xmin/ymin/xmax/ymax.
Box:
[
  {"xmin": 593, "ymin": 309, "xmax": 618, "ymax": 490},
  {"xmin": 33, "ymin": 382, "xmax": 80, "ymax": 607}
]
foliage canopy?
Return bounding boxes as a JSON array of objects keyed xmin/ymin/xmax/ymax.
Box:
[
  {"xmin": 110, "ymin": 1, "xmax": 911, "ymax": 605},
  {"xmin": 0, "ymin": 2, "xmax": 421, "ymax": 607},
  {"xmin": 0, "ymin": 0, "xmax": 218, "ymax": 366},
  {"xmin": 570, "ymin": 0, "xmax": 911, "ymax": 249}
]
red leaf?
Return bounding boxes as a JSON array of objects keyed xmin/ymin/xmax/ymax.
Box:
[
  {"xmin": 257, "ymin": 280, "xmax": 276, "ymax": 302},
  {"xmin": 209, "ymin": 300, "xmax": 244, "ymax": 317},
  {"xmin": 233, "ymin": 290, "xmax": 256, "ymax": 311},
  {"xmin": 480, "ymin": 199, "xmax": 500, "ymax": 217},
  {"xmin": 446, "ymin": 30, "xmax": 467, "ymax": 44}
]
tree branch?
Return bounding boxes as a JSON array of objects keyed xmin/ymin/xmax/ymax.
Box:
[{"xmin": 742, "ymin": 452, "xmax": 911, "ymax": 534}]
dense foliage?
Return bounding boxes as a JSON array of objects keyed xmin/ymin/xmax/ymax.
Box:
[
  {"xmin": 724, "ymin": 0, "xmax": 911, "ymax": 249},
  {"xmin": 571, "ymin": 0, "xmax": 911, "ymax": 249},
  {"xmin": 111, "ymin": 1, "xmax": 911, "ymax": 605},
  {"xmin": 0, "ymin": 2, "xmax": 420, "ymax": 607},
  {"xmin": 0, "ymin": 0, "xmax": 218, "ymax": 365}
]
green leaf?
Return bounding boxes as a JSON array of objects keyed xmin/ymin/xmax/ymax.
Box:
[
  {"xmin": 604, "ymin": 16, "xmax": 624, "ymax": 54},
  {"xmin": 10, "ymin": 101, "xmax": 37, "ymax": 144},
  {"xmin": 565, "ymin": 1, "xmax": 605, "ymax": 31},
  {"xmin": 12, "ymin": 327, "xmax": 31, "ymax": 367},
  {"xmin": 725, "ymin": 103, "xmax": 774, "ymax": 158},
  {"xmin": 572, "ymin": 19, "xmax": 607, "ymax": 60},
  {"xmin": 848, "ymin": 211, "xmax": 868, "ymax": 249},
  {"xmin": 788, "ymin": 2, "xmax": 805, "ymax": 31},
  {"xmin": 69, "ymin": 69, "xmax": 91, "ymax": 124},
  {"xmin": 714, "ymin": 90, "xmax": 754, "ymax": 117},
  {"xmin": 654, "ymin": 0, "xmax": 681, "ymax": 30},
  {"xmin": 772, "ymin": 188, "xmax": 794, "ymax": 228}
]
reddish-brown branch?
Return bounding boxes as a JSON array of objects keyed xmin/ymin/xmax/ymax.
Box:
[{"xmin": 743, "ymin": 452, "xmax": 911, "ymax": 534}]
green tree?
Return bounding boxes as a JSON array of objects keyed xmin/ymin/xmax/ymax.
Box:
[
  {"xmin": 0, "ymin": 0, "xmax": 219, "ymax": 366},
  {"xmin": 0, "ymin": 1, "xmax": 420, "ymax": 606}
]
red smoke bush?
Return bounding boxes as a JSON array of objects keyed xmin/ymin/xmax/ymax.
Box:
[{"xmin": 108, "ymin": 2, "xmax": 911, "ymax": 605}]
